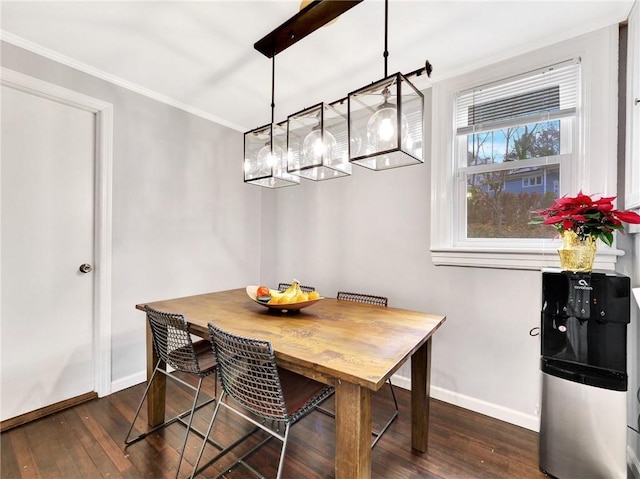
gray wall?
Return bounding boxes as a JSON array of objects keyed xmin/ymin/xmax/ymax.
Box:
[{"xmin": 1, "ymin": 41, "xmax": 271, "ymax": 386}]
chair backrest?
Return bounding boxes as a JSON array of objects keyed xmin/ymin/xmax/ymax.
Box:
[
  {"xmin": 336, "ymin": 291, "xmax": 388, "ymax": 307},
  {"xmin": 208, "ymin": 323, "xmax": 289, "ymax": 421},
  {"xmin": 278, "ymin": 282, "xmax": 316, "ymax": 293},
  {"xmin": 145, "ymin": 306, "xmax": 203, "ymax": 375}
]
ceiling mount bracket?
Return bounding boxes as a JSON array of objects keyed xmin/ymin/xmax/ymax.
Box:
[{"xmin": 254, "ymin": 0, "xmax": 363, "ymax": 58}]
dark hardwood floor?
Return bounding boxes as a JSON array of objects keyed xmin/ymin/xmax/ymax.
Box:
[{"xmin": 1, "ymin": 374, "xmax": 546, "ymax": 478}]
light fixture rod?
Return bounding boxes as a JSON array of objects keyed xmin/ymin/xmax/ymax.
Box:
[
  {"xmin": 270, "ymin": 54, "xmax": 275, "ymax": 126},
  {"xmin": 407, "ymin": 61, "xmax": 432, "ymax": 79},
  {"xmin": 269, "ymin": 53, "xmax": 276, "ymax": 157},
  {"xmin": 383, "ymin": 0, "xmax": 389, "ymax": 78}
]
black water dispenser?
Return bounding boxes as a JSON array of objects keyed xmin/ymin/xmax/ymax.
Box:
[{"xmin": 539, "ymin": 269, "xmax": 630, "ymax": 479}]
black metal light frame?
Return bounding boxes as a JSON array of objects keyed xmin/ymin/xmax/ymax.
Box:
[
  {"xmin": 347, "ymin": 0, "xmax": 427, "ymax": 171},
  {"xmin": 286, "ymin": 100, "xmax": 351, "ymax": 181},
  {"xmin": 245, "ymin": 0, "xmax": 432, "ymax": 187},
  {"xmin": 243, "ymin": 55, "xmax": 299, "ymax": 188}
]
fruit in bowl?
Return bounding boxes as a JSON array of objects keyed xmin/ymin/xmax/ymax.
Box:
[
  {"xmin": 261, "ymin": 281, "xmax": 319, "ymax": 305},
  {"xmin": 246, "ymin": 282, "xmax": 322, "ymax": 312},
  {"xmin": 256, "ymin": 285, "xmax": 271, "ymax": 302}
]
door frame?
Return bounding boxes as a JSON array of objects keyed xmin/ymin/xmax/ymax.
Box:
[{"xmin": 1, "ymin": 67, "xmax": 113, "ymax": 397}]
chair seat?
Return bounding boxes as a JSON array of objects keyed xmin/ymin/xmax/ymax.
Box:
[
  {"xmin": 192, "ymin": 339, "xmax": 218, "ymax": 373},
  {"xmin": 167, "ymin": 339, "xmax": 217, "ymax": 375},
  {"xmin": 228, "ymin": 368, "xmax": 332, "ymax": 422},
  {"xmin": 279, "ymin": 369, "xmax": 332, "ymax": 420}
]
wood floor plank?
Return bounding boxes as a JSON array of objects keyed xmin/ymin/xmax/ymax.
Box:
[
  {"xmin": 0, "ymin": 431, "xmax": 20, "ymax": 478},
  {"xmin": 2, "ymin": 427, "xmax": 37, "ymax": 478},
  {"xmin": 21, "ymin": 415, "xmax": 68, "ymax": 478},
  {"xmin": 61, "ymin": 405, "xmax": 125, "ymax": 478},
  {"xmin": 1, "ymin": 383, "xmax": 547, "ymax": 479},
  {"xmin": 54, "ymin": 408, "xmax": 105, "ymax": 478},
  {"xmin": 75, "ymin": 401, "xmax": 142, "ymax": 479}
]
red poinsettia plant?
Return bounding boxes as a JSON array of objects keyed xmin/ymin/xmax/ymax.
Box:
[{"xmin": 529, "ymin": 191, "xmax": 640, "ymax": 247}]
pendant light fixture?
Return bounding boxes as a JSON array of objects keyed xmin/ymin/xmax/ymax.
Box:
[
  {"xmin": 348, "ymin": 0, "xmax": 425, "ymax": 170},
  {"xmin": 245, "ymin": 0, "xmax": 430, "ymax": 186},
  {"xmin": 244, "ymin": 55, "xmax": 299, "ymax": 188},
  {"xmin": 287, "ymin": 100, "xmax": 351, "ymax": 181}
]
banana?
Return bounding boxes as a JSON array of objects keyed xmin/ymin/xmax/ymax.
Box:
[
  {"xmin": 266, "ymin": 280, "xmax": 313, "ymax": 305},
  {"xmin": 267, "ymin": 280, "xmax": 301, "ymax": 304},
  {"xmin": 282, "ymin": 281, "xmax": 299, "ymax": 301}
]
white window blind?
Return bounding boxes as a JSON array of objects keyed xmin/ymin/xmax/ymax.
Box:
[{"xmin": 456, "ymin": 59, "xmax": 581, "ymax": 137}]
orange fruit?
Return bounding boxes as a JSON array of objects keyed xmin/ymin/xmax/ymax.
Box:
[{"xmin": 308, "ymin": 291, "xmax": 320, "ymax": 300}]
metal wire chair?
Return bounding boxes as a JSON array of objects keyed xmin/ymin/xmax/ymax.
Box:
[
  {"xmin": 124, "ymin": 306, "xmax": 218, "ymax": 479},
  {"xmin": 192, "ymin": 324, "xmax": 333, "ymax": 479},
  {"xmin": 278, "ymin": 282, "xmax": 316, "ymax": 293},
  {"xmin": 337, "ymin": 291, "xmax": 388, "ymax": 307},
  {"xmin": 319, "ymin": 291, "xmax": 399, "ymax": 448}
]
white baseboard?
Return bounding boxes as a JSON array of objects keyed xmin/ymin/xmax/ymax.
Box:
[
  {"xmin": 111, "ymin": 371, "xmax": 145, "ymax": 394},
  {"xmin": 392, "ymin": 373, "xmax": 540, "ymax": 432},
  {"xmin": 629, "ymin": 443, "xmax": 640, "ymax": 479},
  {"xmin": 389, "ymin": 373, "xmax": 411, "ymax": 390}
]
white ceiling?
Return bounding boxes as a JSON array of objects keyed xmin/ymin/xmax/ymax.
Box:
[{"xmin": 0, "ymin": 1, "xmax": 634, "ymax": 132}]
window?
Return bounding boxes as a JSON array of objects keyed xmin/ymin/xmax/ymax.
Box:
[
  {"xmin": 456, "ymin": 60, "xmax": 578, "ymax": 240},
  {"xmin": 522, "ymin": 176, "xmax": 543, "ymax": 188},
  {"xmin": 430, "ymin": 27, "xmax": 620, "ymax": 270}
]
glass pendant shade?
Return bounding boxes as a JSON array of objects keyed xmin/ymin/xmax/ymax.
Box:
[
  {"xmin": 287, "ymin": 101, "xmax": 351, "ymax": 181},
  {"xmin": 348, "ymin": 72, "xmax": 424, "ymax": 170},
  {"xmin": 244, "ymin": 121, "xmax": 300, "ymax": 188}
]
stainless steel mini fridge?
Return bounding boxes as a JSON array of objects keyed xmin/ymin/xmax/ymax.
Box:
[{"xmin": 539, "ymin": 270, "xmax": 630, "ymax": 479}]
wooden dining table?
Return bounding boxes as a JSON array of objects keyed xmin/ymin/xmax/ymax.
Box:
[{"xmin": 136, "ymin": 288, "xmax": 446, "ymax": 479}]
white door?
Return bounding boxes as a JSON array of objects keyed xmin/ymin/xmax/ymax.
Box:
[{"xmin": 1, "ymin": 84, "xmax": 96, "ymax": 421}]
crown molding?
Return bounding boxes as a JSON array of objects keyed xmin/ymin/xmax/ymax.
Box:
[{"xmin": 0, "ymin": 31, "xmax": 246, "ymax": 132}]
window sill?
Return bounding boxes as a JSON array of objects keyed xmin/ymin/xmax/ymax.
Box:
[
  {"xmin": 430, "ymin": 246, "xmax": 622, "ymax": 271},
  {"xmin": 627, "ymin": 211, "xmax": 640, "ymax": 234}
]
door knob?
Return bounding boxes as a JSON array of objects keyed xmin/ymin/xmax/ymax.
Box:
[{"xmin": 79, "ymin": 263, "xmax": 93, "ymax": 273}]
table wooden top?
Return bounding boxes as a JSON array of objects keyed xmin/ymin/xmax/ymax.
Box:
[{"xmin": 137, "ymin": 288, "xmax": 446, "ymax": 391}]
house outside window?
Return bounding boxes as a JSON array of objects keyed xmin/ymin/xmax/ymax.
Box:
[{"xmin": 430, "ymin": 27, "xmax": 620, "ymax": 270}]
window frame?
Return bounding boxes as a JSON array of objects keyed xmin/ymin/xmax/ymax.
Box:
[
  {"xmin": 626, "ymin": 1, "xmax": 640, "ymax": 220},
  {"xmin": 430, "ymin": 26, "xmax": 621, "ymax": 270},
  {"xmin": 522, "ymin": 176, "xmax": 543, "ymax": 188}
]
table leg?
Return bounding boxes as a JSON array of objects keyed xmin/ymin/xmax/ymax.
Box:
[
  {"xmin": 411, "ymin": 336, "xmax": 432, "ymax": 452},
  {"xmin": 334, "ymin": 381, "xmax": 372, "ymax": 479},
  {"xmin": 146, "ymin": 321, "xmax": 166, "ymax": 427}
]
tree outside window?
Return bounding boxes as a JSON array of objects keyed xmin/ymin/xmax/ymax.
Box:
[{"xmin": 465, "ymin": 120, "xmax": 560, "ymax": 238}]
